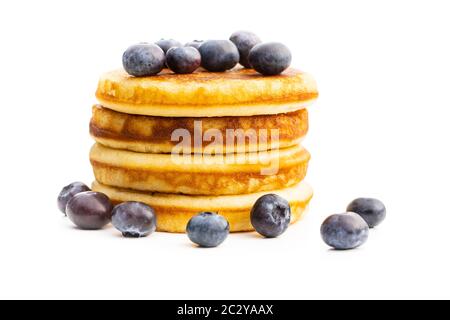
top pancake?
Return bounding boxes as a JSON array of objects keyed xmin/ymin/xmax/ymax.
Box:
[{"xmin": 96, "ymin": 68, "xmax": 318, "ymax": 117}]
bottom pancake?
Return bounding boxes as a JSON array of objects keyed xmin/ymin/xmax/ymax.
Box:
[{"xmin": 92, "ymin": 181, "xmax": 313, "ymax": 233}]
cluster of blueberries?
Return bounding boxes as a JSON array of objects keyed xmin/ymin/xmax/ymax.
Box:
[
  {"xmin": 58, "ymin": 182, "xmax": 386, "ymax": 249},
  {"xmin": 122, "ymin": 31, "xmax": 292, "ymax": 77},
  {"xmin": 321, "ymin": 198, "xmax": 386, "ymax": 250},
  {"xmin": 57, "ymin": 182, "xmax": 291, "ymax": 247}
]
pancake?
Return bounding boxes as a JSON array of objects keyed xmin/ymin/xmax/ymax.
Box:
[
  {"xmin": 96, "ymin": 68, "xmax": 318, "ymax": 117},
  {"xmin": 90, "ymin": 143, "xmax": 310, "ymax": 196},
  {"xmin": 92, "ymin": 180, "xmax": 313, "ymax": 233},
  {"xmin": 90, "ymin": 105, "xmax": 308, "ymax": 154}
]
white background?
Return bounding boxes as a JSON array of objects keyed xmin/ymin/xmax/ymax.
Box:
[{"xmin": 0, "ymin": 0, "xmax": 449, "ymax": 300}]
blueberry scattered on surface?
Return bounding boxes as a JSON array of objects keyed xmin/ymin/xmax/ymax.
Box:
[
  {"xmin": 250, "ymin": 194, "xmax": 291, "ymax": 238},
  {"xmin": 198, "ymin": 40, "xmax": 240, "ymax": 72},
  {"xmin": 166, "ymin": 47, "xmax": 201, "ymax": 74},
  {"xmin": 321, "ymin": 213, "xmax": 369, "ymax": 250},
  {"xmin": 66, "ymin": 192, "xmax": 113, "ymax": 230},
  {"xmin": 248, "ymin": 42, "xmax": 292, "ymax": 75},
  {"xmin": 187, "ymin": 212, "xmax": 230, "ymax": 248},
  {"xmin": 155, "ymin": 39, "xmax": 183, "ymax": 54},
  {"xmin": 111, "ymin": 202, "xmax": 157, "ymax": 238},
  {"xmin": 122, "ymin": 43, "xmax": 165, "ymax": 77},
  {"xmin": 185, "ymin": 40, "xmax": 204, "ymax": 50},
  {"xmin": 57, "ymin": 182, "xmax": 90, "ymax": 214},
  {"xmin": 347, "ymin": 198, "xmax": 386, "ymax": 228},
  {"xmin": 229, "ymin": 30, "xmax": 262, "ymax": 68}
]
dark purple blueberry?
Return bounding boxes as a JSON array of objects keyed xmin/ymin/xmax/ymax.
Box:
[
  {"xmin": 66, "ymin": 192, "xmax": 113, "ymax": 230},
  {"xmin": 248, "ymin": 42, "xmax": 292, "ymax": 75},
  {"xmin": 155, "ymin": 39, "xmax": 182, "ymax": 54},
  {"xmin": 166, "ymin": 47, "xmax": 201, "ymax": 74},
  {"xmin": 347, "ymin": 198, "xmax": 386, "ymax": 228},
  {"xmin": 57, "ymin": 182, "xmax": 90, "ymax": 214},
  {"xmin": 184, "ymin": 40, "xmax": 204, "ymax": 50},
  {"xmin": 111, "ymin": 202, "xmax": 157, "ymax": 238},
  {"xmin": 321, "ymin": 213, "xmax": 369, "ymax": 250},
  {"xmin": 229, "ymin": 30, "xmax": 262, "ymax": 68},
  {"xmin": 187, "ymin": 212, "xmax": 229, "ymax": 248},
  {"xmin": 250, "ymin": 194, "xmax": 291, "ymax": 238},
  {"xmin": 122, "ymin": 43, "xmax": 165, "ymax": 77},
  {"xmin": 198, "ymin": 40, "xmax": 239, "ymax": 72}
]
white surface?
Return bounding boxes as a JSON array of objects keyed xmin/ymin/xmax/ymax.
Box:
[{"xmin": 0, "ymin": 0, "xmax": 449, "ymax": 300}]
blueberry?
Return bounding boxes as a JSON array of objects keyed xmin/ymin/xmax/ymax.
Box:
[
  {"xmin": 229, "ymin": 31, "xmax": 261, "ymax": 68},
  {"xmin": 122, "ymin": 43, "xmax": 165, "ymax": 77},
  {"xmin": 248, "ymin": 42, "xmax": 292, "ymax": 75},
  {"xmin": 166, "ymin": 47, "xmax": 201, "ymax": 74},
  {"xmin": 155, "ymin": 39, "xmax": 182, "ymax": 54},
  {"xmin": 250, "ymin": 194, "xmax": 291, "ymax": 238},
  {"xmin": 185, "ymin": 40, "xmax": 204, "ymax": 50},
  {"xmin": 347, "ymin": 198, "xmax": 386, "ymax": 228},
  {"xmin": 198, "ymin": 40, "xmax": 239, "ymax": 72},
  {"xmin": 321, "ymin": 213, "xmax": 369, "ymax": 250},
  {"xmin": 186, "ymin": 212, "xmax": 230, "ymax": 248},
  {"xmin": 111, "ymin": 202, "xmax": 157, "ymax": 238},
  {"xmin": 66, "ymin": 192, "xmax": 113, "ymax": 230},
  {"xmin": 57, "ymin": 182, "xmax": 90, "ymax": 214}
]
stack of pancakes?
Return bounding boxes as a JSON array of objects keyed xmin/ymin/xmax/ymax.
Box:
[{"xmin": 90, "ymin": 68, "xmax": 318, "ymax": 232}]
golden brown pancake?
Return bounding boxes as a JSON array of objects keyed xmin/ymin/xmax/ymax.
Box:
[
  {"xmin": 92, "ymin": 180, "xmax": 313, "ymax": 233},
  {"xmin": 96, "ymin": 68, "xmax": 318, "ymax": 117},
  {"xmin": 90, "ymin": 105, "xmax": 308, "ymax": 154},
  {"xmin": 90, "ymin": 143, "xmax": 310, "ymax": 196}
]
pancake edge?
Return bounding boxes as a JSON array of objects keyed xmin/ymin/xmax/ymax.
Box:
[
  {"xmin": 97, "ymin": 98, "xmax": 316, "ymax": 117},
  {"xmin": 92, "ymin": 181, "xmax": 313, "ymax": 233}
]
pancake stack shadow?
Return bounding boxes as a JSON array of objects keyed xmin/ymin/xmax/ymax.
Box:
[{"xmin": 89, "ymin": 68, "xmax": 318, "ymax": 233}]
